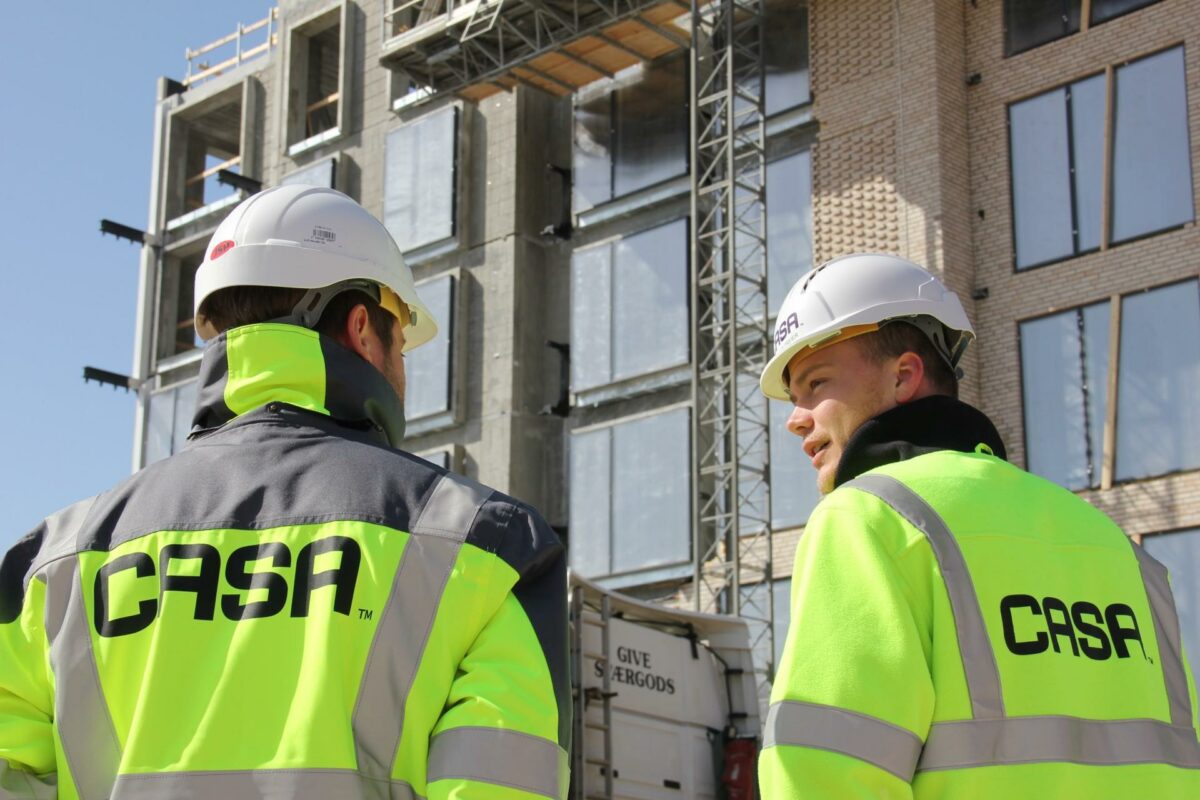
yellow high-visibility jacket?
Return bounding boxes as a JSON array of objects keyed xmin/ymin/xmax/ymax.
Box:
[
  {"xmin": 0, "ymin": 324, "xmax": 570, "ymax": 799},
  {"xmin": 760, "ymin": 397, "xmax": 1200, "ymax": 798}
]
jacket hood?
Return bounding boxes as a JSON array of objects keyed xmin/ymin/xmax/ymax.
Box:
[
  {"xmin": 833, "ymin": 395, "xmax": 1007, "ymax": 489},
  {"xmin": 189, "ymin": 323, "xmax": 405, "ymax": 447}
]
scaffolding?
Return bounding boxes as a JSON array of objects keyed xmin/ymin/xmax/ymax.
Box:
[
  {"xmin": 383, "ymin": 0, "xmax": 773, "ymax": 714},
  {"xmin": 687, "ymin": 0, "xmax": 772, "ymax": 710}
]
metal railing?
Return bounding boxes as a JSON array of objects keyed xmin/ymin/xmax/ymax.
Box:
[{"xmin": 184, "ymin": 8, "xmax": 279, "ymax": 88}]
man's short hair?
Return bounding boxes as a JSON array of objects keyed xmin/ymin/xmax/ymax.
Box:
[
  {"xmin": 199, "ymin": 285, "xmax": 397, "ymax": 357},
  {"xmin": 857, "ymin": 321, "xmax": 959, "ymax": 397}
]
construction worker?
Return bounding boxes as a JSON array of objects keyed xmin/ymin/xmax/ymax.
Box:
[
  {"xmin": 0, "ymin": 185, "xmax": 569, "ymax": 799},
  {"xmin": 757, "ymin": 253, "xmax": 1200, "ymax": 797}
]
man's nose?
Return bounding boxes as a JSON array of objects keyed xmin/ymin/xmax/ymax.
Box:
[{"xmin": 786, "ymin": 405, "xmax": 812, "ymax": 438}]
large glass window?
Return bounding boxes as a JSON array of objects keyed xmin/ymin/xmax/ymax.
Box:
[
  {"xmin": 1020, "ymin": 278, "xmax": 1200, "ymax": 489},
  {"xmin": 569, "ymin": 408, "xmax": 691, "ymax": 579},
  {"xmin": 1009, "ymin": 74, "xmax": 1105, "ymax": 268},
  {"xmin": 1009, "ymin": 47, "xmax": 1192, "ymax": 269},
  {"xmin": 763, "ymin": 0, "xmax": 810, "ymax": 115},
  {"xmin": 1004, "ymin": 0, "xmax": 1081, "ymax": 56},
  {"xmin": 769, "ymin": 401, "xmax": 822, "ymax": 527},
  {"xmin": 404, "ymin": 273, "xmax": 456, "ymax": 423},
  {"xmin": 145, "ymin": 379, "xmax": 199, "ymax": 465},
  {"xmin": 1115, "ymin": 280, "xmax": 1200, "ymax": 481},
  {"xmin": 572, "ymin": 55, "xmax": 688, "ymax": 212},
  {"xmin": 1110, "ymin": 47, "xmax": 1194, "ymax": 245},
  {"xmin": 384, "ymin": 106, "xmax": 458, "ymax": 252},
  {"xmin": 1020, "ymin": 301, "xmax": 1110, "ymax": 490},
  {"xmin": 1141, "ymin": 528, "xmax": 1200, "ymax": 667},
  {"xmin": 766, "ymin": 150, "xmax": 814, "ymax": 315},
  {"xmin": 571, "ymin": 219, "xmax": 689, "ymax": 392}
]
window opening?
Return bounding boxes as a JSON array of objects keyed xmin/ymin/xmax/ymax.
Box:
[{"xmin": 287, "ymin": 7, "xmax": 344, "ymax": 148}]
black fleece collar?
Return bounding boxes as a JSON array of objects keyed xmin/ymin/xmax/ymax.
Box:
[{"xmin": 832, "ymin": 396, "xmax": 1007, "ymax": 489}]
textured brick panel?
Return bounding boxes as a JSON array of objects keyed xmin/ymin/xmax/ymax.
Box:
[
  {"xmin": 812, "ymin": 120, "xmax": 901, "ymax": 262},
  {"xmin": 811, "ymin": 0, "xmax": 895, "ymax": 97}
]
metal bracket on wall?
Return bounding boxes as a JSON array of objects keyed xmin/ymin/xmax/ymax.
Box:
[
  {"xmin": 83, "ymin": 366, "xmax": 142, "ymax": 393},
  {"xmin": 541, "ymin": 340, "xmax": 571, "ymax": 417}
]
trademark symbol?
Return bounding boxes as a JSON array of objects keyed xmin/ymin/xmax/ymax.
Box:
[{"xmin": 359, "ymin": 608, "xmax": 374, "ymax": 621}]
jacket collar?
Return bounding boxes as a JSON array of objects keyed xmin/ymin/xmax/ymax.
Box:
[
  {"xmin": 190, "ymin": 323, "xmax": 405, "ymax": 447},
  {"xmin": 832, "ymin": 395, "xmax": 1007, "ymax": 489}
]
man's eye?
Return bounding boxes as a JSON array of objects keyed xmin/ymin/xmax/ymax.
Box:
[{"xmin": 809, "ymin": 379, "xmax": 824, "ymax": 391}]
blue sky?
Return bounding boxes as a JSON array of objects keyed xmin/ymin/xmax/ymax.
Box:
[{"xmin": 0, "ymin": 3, "xmax": 273, "ymax": 549}]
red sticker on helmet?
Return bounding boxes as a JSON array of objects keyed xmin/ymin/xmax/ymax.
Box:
[{"xmin": 211, "ymin": 240, "xmax": 236, "ymax": 260}]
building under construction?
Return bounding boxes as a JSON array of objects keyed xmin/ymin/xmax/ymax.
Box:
[{"xmin": 123, "ymin": 0, "xmax": 1200, "ymax": 734}]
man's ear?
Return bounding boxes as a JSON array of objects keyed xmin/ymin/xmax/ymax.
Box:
[
  {"xmin": 336, "ymin": 304, "xmax": 374, "ymax": 361},
  {"xmin": 893, "ymin": 351, "xmax": 926, "ymax": 404}
]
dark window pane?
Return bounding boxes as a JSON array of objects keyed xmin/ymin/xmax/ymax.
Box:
[
  {"xmin": 572, "ymin": 90, "xmax": 612, "ymax": 213},
  {"xmin": 383, "ymin": 107, "xmax": 458, "ymax": 252},
  {"xmin": 405, "ymin": 274, "xmax": 455, "ymax": 420},
  {"xmin": 613, "ymin": 220, "xmax": 689, "ymax": 381},
  {"xmin": 769, "ymin": 400, "xmax": 821, "ymax": 527},
  {"xmin": 1116, "ymin": 280, "xmax": 1200, "ymax": 481},
  {"xmin": 1091, "ymin": 0, "xmax": 1161, "ymax": 25},
  {"xmin": 570, "ymin": 243, "xmax": 613, "ymax": 391},
  {"xmin": 613, "ymin": 56, "xmax": 689, "ymax": 198},
  {"xmin": 611, "ymin": 408, "xmax": 691, "ymax": 573},
  {"xmin": 1005, "ymin": 0, "xmax": 1080, "ymax": 56},
  {"xmin": 1020, "ymin": 303, "xmax": 1109, "ymax": 490},
  {"xmin": 764, "ymin": 0, "xmax": 810, "ymax": 115},
  {"xmin": 1141, "ymin": 528, "xmax": 1200, "ymax": 666},
  {"xmin": 1010, "ymin": 88, "xmax": 1074, "ymax": 268},
  {"xmin": 767, "ymin": 150, "xmax": 813, "ymax": 314},
  {"xmin": 1111, "ymin": 47, "xmax": 1194, "ymax": 244},
  {"xmin": 569, "ymin": 427, "xmax": 612, "ymax": 577},
  {"xmin": 1069, "ymin": 75, "xmax": 1106, "ymax": 253}
]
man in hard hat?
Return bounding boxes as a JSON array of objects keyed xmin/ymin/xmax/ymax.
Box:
[
  {"xmin": 0, "ymin": 186, "xmax": 569, "ymax": 799},
  {"xmin": 757, "ymin": 253, "xmax": 1200, "ymax": 797}
]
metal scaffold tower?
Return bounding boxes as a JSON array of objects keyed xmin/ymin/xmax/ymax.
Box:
[{"xmin": 688, "ymin": 0, "xmax": 772, "ymax": 705}]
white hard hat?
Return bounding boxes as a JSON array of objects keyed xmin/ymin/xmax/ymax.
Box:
[
  {"xmin": 759, "ymin": 253, "xmax": 974, "ymax": 401},
  {"xmin": 194, "ymin": 185, "xmax": 436, "ymax": 351}
]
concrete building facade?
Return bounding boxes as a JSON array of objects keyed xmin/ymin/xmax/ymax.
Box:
[{"xmin": 129, "ymin": 0, "xmax": 1200, "ymax": 679}]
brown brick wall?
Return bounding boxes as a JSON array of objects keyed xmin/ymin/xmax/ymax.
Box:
[{"xmin": 774, "ymin": 0, "xmax": 1200, "ymax": 579}]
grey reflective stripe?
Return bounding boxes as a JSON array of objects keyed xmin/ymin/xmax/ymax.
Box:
[
  {"xmin": 921, "ymin": 716, "xmax": 1200, "ymax": 770},
  {"xmin": 110, "ymin": 768, "xmax": 419, "ymax": 800},
  {"xmin": 0, "ymin": 763, "xmax": 57, "ymax": 800},
  {"xmin": 845, "ymin": 474, "xmax": 1005, "ymax": 719},
  {"xmin": 410, "ymin": 473, "xmax": 494, "ymax": 538},
  {"xmin": 428, "ymin": 727, "xmax": 568, "ymax": 799},
  {"xmin": 43, "ymin": 558, "xmax": 121, "ymax": 800},
  {"xmin": 762, "ymin": 700, "xmax": 923, "ymax": 782},
  {"xmin": 352, "ymin": 473, "xmax": 492, "ymax": 781},
  {"xmin": 1133, "ymin": 544, "xmax": 1195, "ymax": 728}
]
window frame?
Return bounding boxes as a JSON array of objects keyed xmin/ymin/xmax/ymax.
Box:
[
  {"xmin": 278, "ymin": 154, "xmax": 338, "ymax": 189},
  {"xmin": 1007, "ymin": 45, "xmax": 1194, "ymax": 273},
  {"xmin": 404, "ymin": 269, "xmax": 466, "ymax": 437},
  {"xmin": 382, "ymin": 103, "xmax": 464, "ymax": 261},
  {"xmin": 567, "ymin": 403, "xmax": 694, "ymax": 589},
  {"xmin": 1017, "ymin": 276, "xmax": 1200, "ymax": 490},
  {"xmin": 1002, "ymin": 0, "xmax": 1165, "ymax": 58},
  {"xmin": 284, "ymin": 1, "xmax": 352, "ymax": 156},
  {"xmin": 569, "ymin": 217, "xmax": 692, "ymax": 406},
  {"xmin": 164, "ymin": 77, "xmax": 259, "ymax": 230}
]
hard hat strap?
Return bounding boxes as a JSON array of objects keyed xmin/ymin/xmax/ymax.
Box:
[
  {"xmin": 898, "ymin": 316, "xmax": 970, "ymax": 380},
  {"xmin": 272, "ymin": 279, "xmax": 384, "ymax": 330}
]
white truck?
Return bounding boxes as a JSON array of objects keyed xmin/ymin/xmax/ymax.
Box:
[{"xmin": 569, "ymin": 572, "xmax": 762, "ymax": 800}]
